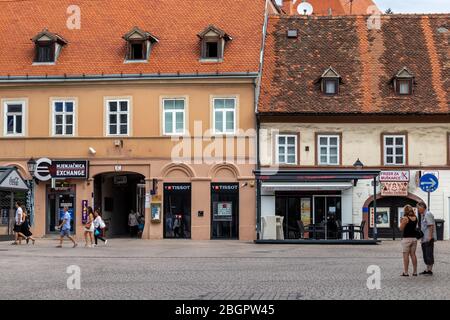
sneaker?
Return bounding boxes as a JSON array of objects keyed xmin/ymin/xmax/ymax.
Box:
[
  {"xmin": 104, "ymin": 240, "xmax": 108, "ymax": 245},
  {"xmin": 56, "ymin": 245, "xmax": 63, "ymax": 248},
  {"xmin": 72, "ymin": 243, "xmax": 78, "ymax": 248},
  {"xmin": 419, "ymin": 270, "xmax": 431, "ymax": 275}
]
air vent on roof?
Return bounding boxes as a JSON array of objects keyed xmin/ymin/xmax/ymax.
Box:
[{"xmin": 287, "ymin": 29, "xmax": 298, "ymax": 38}]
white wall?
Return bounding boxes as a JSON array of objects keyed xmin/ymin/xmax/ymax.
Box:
[{"xmin": 260, "ymin": 123, "xmax": 450, "ymax": 167}]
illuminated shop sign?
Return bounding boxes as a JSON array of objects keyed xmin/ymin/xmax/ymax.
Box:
[{"xmin": 34, "ymin": 158, "xmax": 89, "ymax": 181}]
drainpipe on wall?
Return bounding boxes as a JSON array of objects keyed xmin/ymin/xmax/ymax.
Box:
[{"xmin": 254, "ymin": 0, "xmax": 271, "ymax": 240}]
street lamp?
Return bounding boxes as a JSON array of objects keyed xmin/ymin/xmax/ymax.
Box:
[
  {"xmin": 27, "ymin": 158, "xmax": 37, "ymax": 178},
  {"xmin": 353, "ymin": 158, "xmax": 364, "ymax": 170}
]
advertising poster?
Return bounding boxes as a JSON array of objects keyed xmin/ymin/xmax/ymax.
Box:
[
  {"xmin": 214, "ymin": 202, "xmax": 232, "ymax": 221},
  {"xmin": 81, "ymin": 200, "xmax": 88, "ymax": 224},
  {"xmin": 1, "ymin": 209, "xmax": 8, "ymax": 225},
  {"xmin": 300, "ymin": 198, "xmax": 311, "ymax": 226},
  {"xmin": 370, "ymin": 207, "xmax": 390, "ymax": 228}
]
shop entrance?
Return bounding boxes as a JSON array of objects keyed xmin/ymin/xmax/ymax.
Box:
[
  {"xmin": 94, "ymin": 173, "xmax": 145, "ymax": 237},
  {"xmin": 46, "ymin": 184, "xmax": 76, "ymax": 234},
  {"xmin": 163, "ymin": 183, "xmax": 191, "ymax": 239},
  {"xmin": 368, "ymin": 196, "xmax": 419, "ymax": 239},
  {"xmin": 275, "ymin": 192, "xmax": 342, "ymax": 240},
  {"xmin": 211, "ymin": 183, "xmax": 239, "ymax": 239}
]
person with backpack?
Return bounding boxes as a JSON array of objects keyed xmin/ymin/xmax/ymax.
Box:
[{"xmin": 93, "ymin": 208, "xmax": 107, "ymax": 246}]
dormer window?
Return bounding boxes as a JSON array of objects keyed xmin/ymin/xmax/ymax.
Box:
[
  {"xmin": 122, "ymin": 27, "xmax": 159, "ymax": 63},
  {"xmin": 31, "ymin": 29, "xmax": 67, "ymax": 64},
  {"xmin": 392, "ymin": 67, "xmax": 414, "ymax": 95},
  {"xmin": 319, "ymin": 67, "xmax": 341, "ymax": 95},
  {"xmin": 198, "ymin": 25, "xmax": 232, "ymax": 62}
]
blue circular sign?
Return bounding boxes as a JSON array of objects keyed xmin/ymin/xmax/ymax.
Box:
[{"xmin": 419, "ymin": 174, "xmax": 439, "ymax": 193}]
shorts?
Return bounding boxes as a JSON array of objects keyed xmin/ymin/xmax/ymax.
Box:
[
  {"xmin": 401, "ymin": 238, "xmax": 417, "ymax": 253},
  {"xmin": 60, "ymin": 229, "xmax": 71, "ymax": 237},
  {"xmin": 421, "ymin": 240, "xmax": 435, "ymax": 266},
  {"xmin": 13, "ymin": 224, "xmax": 22, "ymax": 232}
]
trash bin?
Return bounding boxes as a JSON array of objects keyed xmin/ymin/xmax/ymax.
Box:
[{"xmin": 435, "ymin": 219, "xmax": 445, "ymax": 241}]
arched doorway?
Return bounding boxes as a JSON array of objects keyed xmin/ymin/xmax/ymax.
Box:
[
  {"xmin": 366, "ymin": 194, "xmax": 423, "ymax": 239},
  {"xmin": 94, "ymin": 172, "xmax": 145, "ymax": 238}
]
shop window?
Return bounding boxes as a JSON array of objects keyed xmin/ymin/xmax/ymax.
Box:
[
  {"xmin": 163, "ymin": 98, "xmax": 185, "ymax": 135},
  {"xmin": 276, "ymin": 134, "xmax": 297, "ymax": 165},
  {"xmin": 3, "ymin": 101, "xmax": 25, "ymax": 136},
  {"xmin": 383, "ymin": 135, "xmax": 406, "ymax": 165},
  {"xmin": 52, "ymin": 100, "xmax": 75, "ymax": 136},
  {"xmin": 318, "ymin": 134, "xmax": 340, "ymax": 165},
  {"xmin": 213, "ymin": 98, "xmax": 236, "ymax": 134},
  {"xmin": 106, "ymin": 99, "xmax": 130, "ymax": 136}
]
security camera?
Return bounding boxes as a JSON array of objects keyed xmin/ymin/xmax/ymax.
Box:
[{"xmin": 89, "ymin": 147, "xmax": 97, "ymax": 155}]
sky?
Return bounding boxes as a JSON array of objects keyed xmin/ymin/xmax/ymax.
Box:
[
  {"xmin": 375, "ymin": 0, "xmax": 450, "ymax": 13},
  {"xmin": 275, "ymin": 1, "xmax": 450, "ymax": 13}
]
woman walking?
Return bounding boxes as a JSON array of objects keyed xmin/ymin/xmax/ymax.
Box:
[
  {"xmin": 93, "ymin": 208, "xmax": 107, "ymax": 246},
  {"xmin": 83, "ymin": 207, "xmax": 95, "ymax": 247},
  {"xmin": 21, "ymin": 208, "xmax": 35, "ymax": 245},
  {"xmin": 399, "ymin": 205, "xmax": 418, "ymax": 276}
]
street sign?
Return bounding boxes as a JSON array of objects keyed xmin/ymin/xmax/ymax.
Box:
[{"xmin": 419, "ymin": 174, "xmax": 439, "ymax": 193}]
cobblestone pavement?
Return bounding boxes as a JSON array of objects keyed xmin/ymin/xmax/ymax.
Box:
[{"xmin": 0, "ymin": 239, "xmax": 449, "ymax": 300}]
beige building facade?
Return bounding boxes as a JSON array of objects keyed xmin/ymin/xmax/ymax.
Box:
[{"xmin": 0, "ymin": 78, "xmax": 257, "ymax": 240}]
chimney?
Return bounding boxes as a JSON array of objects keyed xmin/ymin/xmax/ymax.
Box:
[{"xmin": 281, "ymin": 0, "xmax": 294, "ymax": 15}]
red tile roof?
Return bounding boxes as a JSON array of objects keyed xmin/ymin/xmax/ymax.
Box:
[
  {"xmin": 259, "ymin": 14, "xmax": 450, "ymax": 115},
  {"xmin": 0, "ymin": 0, "xmax": 266, "ymax": 77},
  {"xmin": 281, "ymin": 0, "xmax": 377, "ymax": 16}
]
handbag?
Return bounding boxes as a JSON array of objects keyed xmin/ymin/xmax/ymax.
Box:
[
  {"xmin": 94, "ymin": 229, "xmax": 100, "ymax": 236},
  {"xmin": 415, "ymin": 229, "xmax": 424, "ymax": 240}
]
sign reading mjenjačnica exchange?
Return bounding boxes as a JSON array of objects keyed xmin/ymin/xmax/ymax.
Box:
[
  {"xmin": 51, "ymin": 161, "xmax": 88, "ymax": 179},
  {"xmin": 34, "ymin": 158, "xmax": 89, "ymax": 181}
]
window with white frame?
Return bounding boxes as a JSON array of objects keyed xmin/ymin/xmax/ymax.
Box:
[
  {"xmin": 163, "ymin": 99, "xmax": 185, "ymax": 135},
  {"xmin": 213, "ymin": 98, "xmax": 236, "ymax": 134},
  {"xmin": 277, "ymin": 134, "xmax": 297, "ymax": 165},
  {"xmin": 106, "ymin": 99, "xmax": 129, "ymax": 136},
  {"xmin": 52, "ymin": 100, "xmax": 75, "ymax": 136},
  {"xmin": 318, "ymin": 135, "xmax": 340, "ymax": 165},
  {"xmin": 384, "ymin": 135, "xmax": 406, "ymax": 165},
  {"xmin": 4, "ymin": 101, "xmax": 25, "ymax": 136}
]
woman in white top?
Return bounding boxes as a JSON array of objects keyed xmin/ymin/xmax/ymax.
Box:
[
  {"xmin": 84, "ymin": 207, "xmax": 95, "ymax": 247},
  {"xmin": 93, "ymin": 208, "xmax": 107, "ymax": 246}
]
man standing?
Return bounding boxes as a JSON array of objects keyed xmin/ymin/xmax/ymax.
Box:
[
  {"xmin": 417, "ymin": 202, "xmax": 437, "ymax": 275},
  {"xmin": 57, "ymin": 207, "xmax": 78, "ymax": 248},
  {"xmin": 128, "ymin": 210, "xmax": 138, "ymax": 237},
  {"xmin": 12, "ymin": 201, "xmax": 23, "ymax": 245}
]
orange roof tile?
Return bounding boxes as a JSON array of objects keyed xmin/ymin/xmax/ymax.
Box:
[
  {"xmin": 0, "ymin": 0, "xmax": 267, "ymax": 77},
  {"xmin": 259, "ymin": 14, "xmax": 450, "ymax": 115}
]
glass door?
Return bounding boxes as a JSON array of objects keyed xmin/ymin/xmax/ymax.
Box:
[
  {"xmin": 211, "ymin": 183, "xmax": 239, "ymax": 239},
  {"xmin": 313, "ymin": 196, "xmax": 341, "ymax": 239},
  {"xmin": 163, "ymin": 184, "xmax": 191, "ymax": 239}
]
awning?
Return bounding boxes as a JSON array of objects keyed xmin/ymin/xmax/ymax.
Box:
[
  {"xmin": 262, "ymin": 182, "xmax": 353, "ymax": 191},
  {"xmin": 255, "ymin": 169, "xmax": 381, "ymax": 182},
  {"xmin": 0, "ymin": 167, "xmax": 29, "ymax": 192}
]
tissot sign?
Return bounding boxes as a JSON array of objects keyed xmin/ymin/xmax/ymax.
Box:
[{"xmin": 34, "ymin": 158, "xmax": 89, "ymax": 181}]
